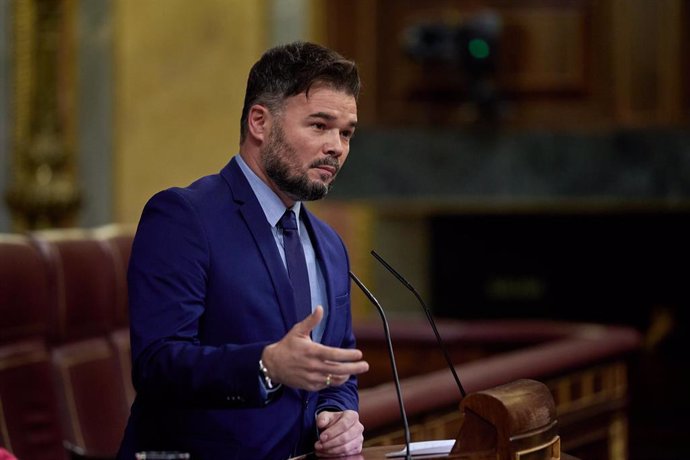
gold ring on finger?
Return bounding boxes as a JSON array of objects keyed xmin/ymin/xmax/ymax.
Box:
[{"xmin": 325, "ymin": 374, "xmax": 332, "ymax": 386}]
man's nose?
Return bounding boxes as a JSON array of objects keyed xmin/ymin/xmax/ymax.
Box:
[{"xmin": 324, "ymin": 130, "xmax": 344, "ymax": 157}]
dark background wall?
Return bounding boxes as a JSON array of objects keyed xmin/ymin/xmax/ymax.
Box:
[
  {"xmin": 330, "ymin": 126, "xmax": 690, "ymax": 460},
  {"xmin": 336, "ymin": 128, "xmax": 690, "ymax": 202},
  {"xmin": 333, "ymin": 127, "xmax": 690, "ymax": 331}
]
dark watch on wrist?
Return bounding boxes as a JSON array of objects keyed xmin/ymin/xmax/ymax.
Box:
[{"xmin": 259, "ymin": 359, "xmax": 274, "ymax": 389}]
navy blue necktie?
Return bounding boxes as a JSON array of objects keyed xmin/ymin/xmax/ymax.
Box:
[{"xmin": 279, "ymin": 209, "xmax": 312, "ymax": 322}]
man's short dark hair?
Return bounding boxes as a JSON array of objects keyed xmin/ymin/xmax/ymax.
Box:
[{"xmin": 239, "ymin": 41, "xmax": 360, "ymax": 143}]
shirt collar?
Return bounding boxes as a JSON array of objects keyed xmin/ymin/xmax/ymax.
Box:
[{"xmin": 236, "ymin": 154, "xmax": 302, "ymax": 227}]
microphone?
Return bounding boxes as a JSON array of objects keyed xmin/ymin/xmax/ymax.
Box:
[
  {"xmin": 370, "ymin": 250, "xmax": 467, "ymax": 398},
  {"xmin": 349, "ymin": 271, "xmax": 412, "ymax": 460}
]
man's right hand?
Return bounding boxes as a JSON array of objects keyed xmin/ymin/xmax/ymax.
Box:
[{"xmin": 260, "ymin": 306, "xmax": 369, "ymax": 392}]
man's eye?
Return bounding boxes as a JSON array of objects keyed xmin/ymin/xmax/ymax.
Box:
[
  {"xmin": 341, "ymin": 131, "xmax": 353, "ymax": 139},
  {"xmin": 312, "ymin": 123, "xmax": 326, "ymax": 130}
]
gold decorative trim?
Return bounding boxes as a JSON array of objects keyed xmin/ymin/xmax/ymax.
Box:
[
  {"xmin": 608, "ymin": 413, "xmax": 628, "ymax": 460},
  {"xmin": 515, "ymin": 435, "xmax": 560, "ymax": 459},
  {"xmin": 7, "ymin": 0, "xmax": 81, "ymax": 230},
  {"xmin": 547, "ymin": 361, "xmax": 628, "ymax": 416},
  {"xmin": 511, "ymin": 420, "xmax": 558, "ymax": 442}
]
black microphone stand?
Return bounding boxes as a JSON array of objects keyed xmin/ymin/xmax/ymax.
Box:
[
  {"xmin": 349, "ymin": 271, "xmax": 412, "ymax": 460},
  {"xmin": 371, "ymin": 250, "xmax": 467, "ymax": 398}
]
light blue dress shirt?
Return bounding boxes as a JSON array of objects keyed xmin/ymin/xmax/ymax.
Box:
[{"xmin": 236, "ymin": 154, "xmax": 328, "ymax": 342}]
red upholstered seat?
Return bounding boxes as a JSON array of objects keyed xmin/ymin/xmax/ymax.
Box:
[
  {"xmin": 50, "ymin": 338, "xmax": 128, "ymax": 456},
  {"xmin": 30, "ymin": 229, "xmax": 117, "ymax": 343},
  {"xmin": 0, "ymin": 234, "xmax": 51, "ymax": 344},
  {"xmin": 30, "ymin": 229, "xmax": 130, "ymax": 457},
  {"xmin": 0, "ymin": 341, "xmax": 66, "ymax": 460},
  {"xmin": 0, "ymin": 224, "xmax": 643, "ymax": 460},
  {"xmin": 94, "ymin": 225, "xmax": 136, "ymax": 408},
  {"xmin": 0, "ymin": 235, "xmax": 65, "ymax": 460},
  {"xmin": 109, "ymin": 328, "xmax": 135, "ymax": 408},
  {"xmin": 94, "ymin": 225, "xmax": 135, "ymax": 330}
]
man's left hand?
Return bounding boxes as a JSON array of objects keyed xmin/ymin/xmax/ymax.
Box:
[{"xmin": 314, "ymin": 410, "xmax": 364, "ymax": 457}]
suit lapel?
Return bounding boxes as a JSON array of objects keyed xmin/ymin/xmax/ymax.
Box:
[
  {"xmin": 302, "ymin": 208, "xmax": 336, "ymax": 344},
  {"xmin": 221, "ymin": 158, "xmax": 298, "ymax": 330}
]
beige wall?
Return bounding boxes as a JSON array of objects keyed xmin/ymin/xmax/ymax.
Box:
[
  {"xmin": 114, "ymin": 0, "xmax": 267, "ymax": 223},
  {"xmin": 110, "ymin": 2, "xmax": 390, "ymax": 319}
]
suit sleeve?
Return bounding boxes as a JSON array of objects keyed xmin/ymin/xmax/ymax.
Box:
[{"xmin": 128, "ymin": 189, "xmax": 271, "ymax": 408}]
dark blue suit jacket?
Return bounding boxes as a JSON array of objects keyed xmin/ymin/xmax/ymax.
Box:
[{"xmin": 117, "ymin": 157, "xmax": 359, "ymax": 460}]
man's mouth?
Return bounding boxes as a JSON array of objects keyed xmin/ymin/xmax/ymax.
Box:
[
  {"xmin": 311, "ymin": 160, "xmax": 339, "ymax": 179},
  {"xmin": 315, "ymin": 165, "xmax": 336, "ymax": 176}
]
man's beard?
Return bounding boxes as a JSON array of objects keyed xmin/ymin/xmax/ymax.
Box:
[{"xmin": 261, "ymin": 122, "xmax": 340, "ymax": 202}]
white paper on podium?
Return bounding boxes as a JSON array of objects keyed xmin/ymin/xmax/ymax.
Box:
[{"xmin": 385, "ymin": 439, "xmax": 455, "ymax": 457}]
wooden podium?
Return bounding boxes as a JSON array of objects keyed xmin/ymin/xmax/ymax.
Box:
[
  {"xmin": 450, "ymin": 378, "xmax": 560, "ymax": 459},
  {"xmin": 294, "ymin": 379, "xmax": 570, "ymax": 459}
]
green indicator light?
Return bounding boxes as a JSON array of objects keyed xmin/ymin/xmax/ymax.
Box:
[{"xmin": 468, "ymin": 38, "xmax": 490, "ymax": 59}]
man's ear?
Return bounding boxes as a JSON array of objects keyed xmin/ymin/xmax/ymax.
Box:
[{"xmin": 247, "ymin": 104, "xmax": 271, "ymax": 142}]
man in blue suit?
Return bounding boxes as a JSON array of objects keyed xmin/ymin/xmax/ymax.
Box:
[{"xmin": 118, "ymin": 42, "xmax": 369, "ymax": 459}]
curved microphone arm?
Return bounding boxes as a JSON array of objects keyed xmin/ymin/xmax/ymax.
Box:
[
  {"xmin": 371, "ymin": 250, "xmax": 467, "ymax": 398},
  {"xmin": 349, "ymin": 271, "xmax": 412, "ymax": 460}
]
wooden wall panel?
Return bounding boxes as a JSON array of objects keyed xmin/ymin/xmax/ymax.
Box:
[
  {"xmin": 611, "ymin": 0, "xmax": 684, "ymax": 125},
  {"xmin": 320, "ymin": 0, "xmax": 689, "ymax": 129},
  {"xmin": 498, "ymin": 6, "xmax": 587, "ymax": 94}
]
